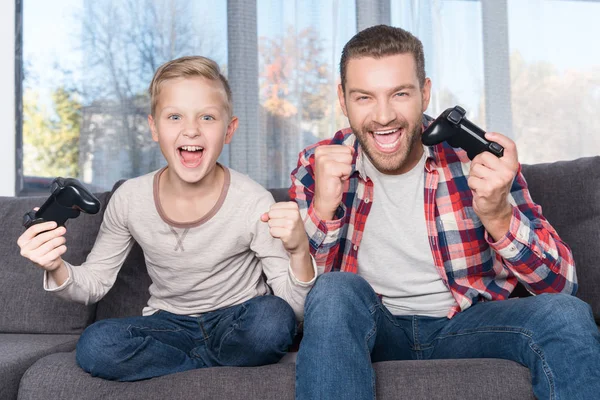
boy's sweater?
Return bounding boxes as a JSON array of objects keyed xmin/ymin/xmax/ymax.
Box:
[{"xmin": 45, "ymin": 166, "xmax": 316, "ymax": 320}]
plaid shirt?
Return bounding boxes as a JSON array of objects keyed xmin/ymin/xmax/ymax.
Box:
[{"xmin": 289, "ymin": 124, "xmax": 577, "ymax": 318}]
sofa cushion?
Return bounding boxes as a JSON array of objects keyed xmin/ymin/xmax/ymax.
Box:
[
  {"xmin": 0, "ymin": 191, "xmax": 111, "ymax": 334},
  {"xmin": 0, "ymin": 333, "xmax": 78, "ymax": 400},
  {"xmin": 18, "ymin": 351, "xmax": 533, "ymax": 400},
  {"xmin": 522, "ymin": 156, "xmax": 600, "ymax": 323}
]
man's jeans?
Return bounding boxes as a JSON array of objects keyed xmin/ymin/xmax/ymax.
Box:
[
  {"xmin": 76, "ymin": 295, "xmax": 296, "ymax": 381},
  {"xmin": 296, "ymin": 272, "xmax": 600, "ymax": 400}
]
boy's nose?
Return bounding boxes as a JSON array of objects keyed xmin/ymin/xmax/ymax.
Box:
[{"xmin": 183, "ymin": 123, "xmax": 200, "ymax": 138}]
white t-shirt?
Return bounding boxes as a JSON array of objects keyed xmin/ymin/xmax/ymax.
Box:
[{"xmin": 357, "ymin": 150, "xmax": 456, "ymax": 317}]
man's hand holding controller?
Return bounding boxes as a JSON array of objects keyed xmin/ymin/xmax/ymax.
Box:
[{"xmin": 313, "ymin": 145, "xmax": 355, "ymax": 221}]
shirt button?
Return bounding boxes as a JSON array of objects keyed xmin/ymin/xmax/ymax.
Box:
[
  {"xmin": 365, "ymin": 198, "xmax": 370, "ymax": 204},
  {"xmin": 509, "ymin": 245, "xmax": 517, "ymax": 252},
  {"xmin": 353, "ymin": 245, "xmax": 358, "ymax": 251}
]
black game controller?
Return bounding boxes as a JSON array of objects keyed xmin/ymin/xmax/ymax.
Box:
[
  {"xmin": 421, "ymin": 106, "xmax": 504, "ymax": 160},
  {"xmin": 23, "ymin": 177, "xmax": 101, "ymax": 229}
]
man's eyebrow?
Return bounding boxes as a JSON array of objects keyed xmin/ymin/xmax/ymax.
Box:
[
  {"xmin": 347, "ymin": 88, "xmax": 374, "ymax": 96},
  {"xmin": 347, "ymin": 84, "xmax": 418, "ymax": 96}
]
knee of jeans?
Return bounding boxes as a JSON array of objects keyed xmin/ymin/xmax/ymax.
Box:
[
  {"xmin": 307, "ymin": 272, "xmax": 372, "ymax": 307},
  {"xmin": 76, "ymin": 319, "xmax": 128, "ymax": 373},
  {"xmin": 249, "ymin": 296, "xmax": 296, "ymax": 343},
  {"xmin": 531, "ymin": 293, "xmax": 594, "ymax": 333}
]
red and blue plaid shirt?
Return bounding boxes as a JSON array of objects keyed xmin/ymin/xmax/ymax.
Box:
[{"xmin": 289, "ymin": 125, "xmax": 577, "ymax": 318}]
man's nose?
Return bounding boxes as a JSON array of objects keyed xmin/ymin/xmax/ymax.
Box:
[{"xmin": 373, "ymin": 100, "xmax": 396, "ymax": 127}]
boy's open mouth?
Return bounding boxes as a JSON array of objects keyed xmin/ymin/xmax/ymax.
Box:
[
  {"xmin": 370, "ymin": 128, "xmax": 403, "ymax": 152},
  {"xmin": 178, "ymin": 145, "xmax": 204, "ymax": 168}
]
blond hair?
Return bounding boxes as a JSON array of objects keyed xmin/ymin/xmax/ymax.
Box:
[{"xmin": 148, "ymin": 56, "xmax": 233, "ymax": 117}]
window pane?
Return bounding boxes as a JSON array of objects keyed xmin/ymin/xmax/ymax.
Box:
[
  {"xmin": 257, "ymin": 0, "xmax": 356, "ymax": 188},
  {"xmin": 22, "ymin": 0, "xmax": 227, "ymax": 192},
  {"xmin": 508, "ymin": 0, "xmax": 600, "ymax": 163},
  {"xmin": 391, "ymin": 0, "xmax": 485, "ymax": 126}
]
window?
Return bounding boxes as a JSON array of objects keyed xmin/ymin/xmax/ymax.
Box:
[
  {"xmin": 20, "ymin": 0, "xmax": 227, "ymax": 193},
  {"xmin": 507, "ymin": 0, "xmax": 600, "ymax": 164},
  {"xmin": 17, "ymin": 0, "xmax": 600, "ymax": 196},
  {"xmin": 257, "ymin": 0, "xmax": 356, "ymax": 187}
]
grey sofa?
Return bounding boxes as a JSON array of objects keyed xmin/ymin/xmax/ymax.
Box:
[{"xmin": 1, "ymin": 156, "xmax": 599, "ymax": 400}]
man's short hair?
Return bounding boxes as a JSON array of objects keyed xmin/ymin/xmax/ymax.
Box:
[
  {"xmin": 340, "ymin": 25, "xmax": 426, "ymax": 91},
  {"xmin": 149, "ymin": 56, "xmax": 233, "ymax": 117}
]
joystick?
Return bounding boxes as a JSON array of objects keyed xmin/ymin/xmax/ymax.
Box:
[
  {"xmin": 422, "ymin": 106, "xmax": 504, "ymax": 160},
  {"xmin": 23, "ymin": 177, "xmax": 101, "ymax": 229}
]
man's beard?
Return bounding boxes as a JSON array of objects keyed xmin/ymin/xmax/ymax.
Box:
[{"xmin": 352, "ymin": 121, "xmax": 423, "ymax": 174}]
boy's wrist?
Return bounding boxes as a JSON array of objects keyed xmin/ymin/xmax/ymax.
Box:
[{"xmin": 289, "ymin": 251, "xmax": 315, "ymax": 283}]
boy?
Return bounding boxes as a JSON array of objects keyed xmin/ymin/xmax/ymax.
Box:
[{"xmin": 17, "ymin": 56, "xmax": 316, "ymax": 382}]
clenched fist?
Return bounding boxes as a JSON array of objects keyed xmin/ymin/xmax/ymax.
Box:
[
  {"xmin": 261, "ymin": 202, "xmax": 309, "ymax": 256},
  {"xmin": 313, "ymin": 144, "xmax": 354, "ymax": 221}
]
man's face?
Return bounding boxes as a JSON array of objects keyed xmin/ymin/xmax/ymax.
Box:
[
  {"xmin": 338, "ymin": 53, "xmax": 431, "ymax": 175},
  {"xmin": 148, "ymin": 76, "xmax": 237, "ymax": 185}
]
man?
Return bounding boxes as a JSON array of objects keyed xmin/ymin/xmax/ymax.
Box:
[{"xmin": 290, "ymin": 25, "xmax": 599, "ymax": 399}]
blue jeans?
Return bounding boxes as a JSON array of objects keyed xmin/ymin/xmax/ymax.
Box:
[
  {"xmin": 296, "ymin": 272, "xmax": 600, "ymax": 400},
  {"xmin": 76, "ymin": 295, "xmax": 296, "ymax": 381}
]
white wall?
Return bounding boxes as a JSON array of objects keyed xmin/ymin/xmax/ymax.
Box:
[{"xmin": 0, "ymin": 1, "xmax": 16, "ymax": 196}]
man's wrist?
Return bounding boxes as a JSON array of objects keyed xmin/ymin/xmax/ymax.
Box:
[
  {"xmin": 313, "ymin": 199, "xmax": 336, "ymax": 221},
  {"xmin": 480, "ymin": 206, "xmax": 514, "ymax": 242}
]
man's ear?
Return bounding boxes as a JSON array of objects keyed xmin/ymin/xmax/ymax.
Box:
[
  {"xmin": 148, "ymin": 114, "xmax": 159, "ymax": 142},
  {"xmin": 225, "ymin": 116, "xmax": 238, "ymax": 144},
  {"xmin": 337, "ymin": 84, "xmax": 349, "ymax": 117},
  {"xmin": 421, "ymin": 78, "xmax": 432, "ymax": 112}
]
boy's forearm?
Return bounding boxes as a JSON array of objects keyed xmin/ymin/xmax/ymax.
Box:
[
  {"xmin": 49, "ymin": 260, "xmax": 69, "ymax": 287},
  {"xmin": 289, "ymin": 251, "xmax": 315, "ymax": 283}
]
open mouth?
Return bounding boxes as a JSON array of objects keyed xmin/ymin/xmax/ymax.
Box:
[
  {"xmin": 370, "ymin": 128, "xmax": 403, "ymax": 151},
  {"xmin": 177, "ymin": 145, "xmax": 204, "ymax": 168}
]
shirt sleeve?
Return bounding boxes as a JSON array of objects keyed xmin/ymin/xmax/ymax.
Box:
[
  {"xmin": 486, "ymin": 166, "xmax": 577, "ymax": 295},
  {"xmin": 248, "ymin": 191, "xmax": 316, "ymax": 321},
  {"xmin": 42, "ymin": 184, "xmax": 135, "ymax": 305},
  {"xmin": 289, "ymin": 146, "xmax": 345, "ymax": 272}
]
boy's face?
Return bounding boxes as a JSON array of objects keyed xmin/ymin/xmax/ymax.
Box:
[
  {"xmin": 338, "ymin": 53, "xmax": 431, "ymax": 175},
  {"xmin": 148, "ymin": 77, "xmax": 237, "ymax": 185}
]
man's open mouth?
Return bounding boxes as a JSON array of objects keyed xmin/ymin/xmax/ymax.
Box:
[
  {"xmin": 178, "ymin": 145, "xmax": 204, "ymax": 168},
  {"xmin": 370, "ymin": 128, "xmax": 403, "ymax": 150}
]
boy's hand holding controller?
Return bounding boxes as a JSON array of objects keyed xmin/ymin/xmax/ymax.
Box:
[
  {"xmin": 313, "ymin": 144, "xmax": 355, "ymax": 221},
  {"xmin": 17, "ymin": 213, "xmax": 70, "ymax": 285},
  {"xmin": 261, "ymin": 202, "xmax": 315, "ymax": 282}
]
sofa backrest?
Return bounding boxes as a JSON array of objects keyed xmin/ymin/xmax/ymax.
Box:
[
  {"xmin": 521, "ymin": 156, "xmax": 600, "ymax": 323},
  {"xmin": 0, "ymin": 192, "xmax": 110, "ymax": 334}
]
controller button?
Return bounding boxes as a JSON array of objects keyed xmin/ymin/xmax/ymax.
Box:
[{"xmin": 490, "ymin": 142, "xmax": 503, "ymax": 153}]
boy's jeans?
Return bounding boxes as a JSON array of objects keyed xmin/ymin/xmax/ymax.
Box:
[
  {"xmin": 76, "ymin": 295, "xmax": 296, "ymax": 381},
  {"xmin": 296, "ymin": 273, "xmax": 600, "ymax": 400}
]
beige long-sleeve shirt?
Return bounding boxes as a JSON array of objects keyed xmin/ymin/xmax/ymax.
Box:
[{"xmin": 45, "ymin": 167, "xmax": 316, "ymax": 320}]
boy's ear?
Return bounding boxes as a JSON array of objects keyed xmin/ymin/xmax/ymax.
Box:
[
  {"xmin": 337, "ymin": 84, "xmax": 349, "ymax": 117},
  {"xmin": 148, "ymin": 114, "xmax": 159, "ymax": 142},
  {"xmin": 225, "ymin": 116, "xmax": 238, "ymax": 144}
]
